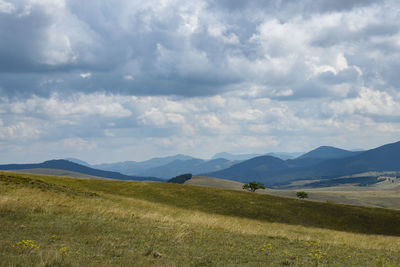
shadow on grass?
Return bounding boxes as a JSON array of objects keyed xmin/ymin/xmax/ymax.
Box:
[{"xmin": 3, "ymin": 172, "xmax": 400, "ymax": 237}]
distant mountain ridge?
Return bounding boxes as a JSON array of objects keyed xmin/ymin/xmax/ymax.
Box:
[
  {"xmin": 204, "ymin": 141, "xmax": 400, "ymax": 186},
  {"xmin": 0, "ymin": 160, "xmax": 162, "ymax": 181},
  {"xmin": 212, "ymin": 152, "xmax": 261, "ymax": 161},
  {"xmin": 212, "ymin": 152, "xmax": 303, "ymax": 161},
  {"xmin": 64, "ymin": 158, "xmax": 91, "ymax": 167},
  {"xmin": 137, "ymin": 158, "xmax": 239, "ymax": 179},
  {"xmin": 92, "ymin": 154, "xmax": 194, "ymax": 176},
  {"xmin": 64, "ymin": 152, "xmax": 300, "ymax": 179},
  {"xmin": 4, "ymin": 142, "xmax": 398, "ymax": 186},
  {"xmin": 265, "ymin": 152, "xmax": 304, "ymax": 160},
  {"xmin": 86, "ymin": 155, "xmax": 239, "ymax": 179},
  {"xmin": 298, "ymin": 146, "xmax": 361, "ymax": 159}
]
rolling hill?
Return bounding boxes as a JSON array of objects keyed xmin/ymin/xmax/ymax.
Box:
[
  {"xmin": 185, "ymin": 176, "xmax": 245, "ymax": 191},
  {"xmin": 0, "ymin": 172, "xmax": 400, "ymax": 267},
  {"xmin": 0, "ymin": 159, "xmax": 162, "ymax": 181},
  {"xmin": 205, "ymin": 141, "xmax": 400, "ymax": 186},
  {"xmin": 297, "ymin": 146, "xmax": 361, "ymax": 160},
  {"xmin": 184, "ymin": 175, "xmax": 400, "ymax": 210},
  {"xmin": 1, "ymin": 171, "xmax": 400, "ymax": 266},
  {"xmin": 4, "ymin": 168, "xmax": 103, "ymax": 179}
]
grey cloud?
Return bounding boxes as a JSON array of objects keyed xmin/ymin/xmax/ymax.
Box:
[
  {"xmin": 311, "ymin": 23, "xmax": 399, "ymax": 48},
  {"xmin": 0, "ymin": 0, "xmax": 399, "ymax": 100},
  {"xmin": 305, "ymin": 0, "xmax": 380, "ymax": 13},
  {"xmin": 208, "ymin": 0, "xmax": 379, "ymax": 16},
  {"xmin": 0, "ymin": 5, "xmax": 50, "ymax": 72},
  {"xmin": 315, "ymin": 67, "xmax": 360, "ymax": 85},
  {"xmin": 2, "ymin": 0, "xmax": 400, "ymax": 164},
  {"xmin": 369, "ymin": 114, "xmax": 400, "ymax": 123}
]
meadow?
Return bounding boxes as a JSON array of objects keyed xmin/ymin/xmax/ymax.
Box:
[
  {"xmin": 1, "ymin": 171, "xmax": 400, "ymax": 266},
  {"xmin": 186, "ymin": 176, "xmax": 400, "ymax": 210}
]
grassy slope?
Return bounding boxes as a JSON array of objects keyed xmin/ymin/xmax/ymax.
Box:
[
  {"xmin": 7, "ymin": 168, "xmax": 103, "ymax": 179},
  {"xmin": 1, "ymin": 172, "xmax": 400, "ymax": 266},
  {"xmin": 187, "ymin": 176, "xmax": 400, "ymax": 210},
  {"xmin": 185, "ymin": 176, "xmax": 245, "ymax": 191}
]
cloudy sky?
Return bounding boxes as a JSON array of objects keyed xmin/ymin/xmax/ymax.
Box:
[{"xmin": 1, "ymin": 0, "xmax": 400, "ymax": 164}]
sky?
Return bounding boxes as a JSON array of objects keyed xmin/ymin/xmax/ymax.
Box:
[{"xmin": 1, "ymin": 0, "xmax": 400, "ymax": 164}]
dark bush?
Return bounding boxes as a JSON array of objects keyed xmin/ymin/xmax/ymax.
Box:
[{"xmin": 167, "ymin": 173, "xmax": 193, "ymax": 184}]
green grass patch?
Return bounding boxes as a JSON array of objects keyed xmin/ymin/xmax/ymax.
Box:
[
  {"xmin": 6, "ymin": 172, "xmax": 399, "ymax": 236},
  {"xmin": 1, "ymin": 172, "xmax": 400, "ymax": 266}
]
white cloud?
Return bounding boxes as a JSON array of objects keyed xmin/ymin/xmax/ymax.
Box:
[
  {"xmin": 0, "ymin": 0, "xmax": 15, "ymax": 14},
  {"xmin": 2, "ymin": 93, "xmax": 132, "ymax": 119},
  {"xmin": 123, "ymin": 75, "xmax": 134, "ymax": 80},
  {"xmin": 231, "ymin": 136, "xmax": 280, "ymax": 148},
  {"xmin": 329, "ymin": 87, "xmax": 400, "ymax": 116},
  {"xmin": 207, "ymin": 24, "xmax": 239, "ymax": 44},
  {"xmin": 139, "ymin": 107, "xmax": 185, "ymax": 127},
  {"xmin": 80, "ymin": 72, "xmax": 91, "ymax": 79},
  {"xmin": 61, "ymin": 138, "xmax": 97, "ymax": 151},
  {"xmin": 0, "ymin": 122, "xmax": 40, "ymax": 140},
  {"xmin": 1, "ymin": 90, "xmax": 400, "ymax": 162},
  {"xmin": 1, "ymin": 0, "xmax": 400, "ymax": 162}
]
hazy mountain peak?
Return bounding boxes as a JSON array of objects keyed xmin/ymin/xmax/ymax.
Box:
[
  {"xmin": 212, "ymin": 152, "xmax": 261, "ymax": 161},
  {"xmin": 298, "ymin": 146, "xmax": 357, "ymax": 160},
  {"xmin": 150, "ymin": 154, "xmax": 193, "ymax": 161},
  {"xmin": 265, "ymin": 152, "xmax": 304, "ymax": 160},
  {"xmin": 64, "ymin": 158, "xmax": 91, "ymax": 167}
]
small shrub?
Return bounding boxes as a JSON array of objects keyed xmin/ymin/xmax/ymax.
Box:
[
  {"xmin": 168, "ymin": 173, "xmax": 192, "ymax": 184},
  {"xmin": 296, "ymin": 191, "xmax": 308, "ymax": 199}
]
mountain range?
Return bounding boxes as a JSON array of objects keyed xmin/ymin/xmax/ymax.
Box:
[
  {"xmin": 1, "ymin": 141, "xmax": 399, "ymax": 186},
  {"xmin": 0, "ymin": 160, "xmax": 162, "ymax": 181},
  {"xmin": 135, "ymin": 158, "xmax": 239, "ymax": 178},
  {"xmin": 68, "ymin": 152, "xmax": 301, "ymax": 178},
  {"xmin": 79, "ymin": 155, "xmax": 240, "ymax": 179},
  {"xmin": 211, "ymin": 152, "xmax": 302, "ymax": 161},
  {"xmin": 205, "ymin": 142, "xmax": 399, "ymax": 185},
  {"xmin": 91, "ymin": 154, "xmax": 194, "ymax": 176}
]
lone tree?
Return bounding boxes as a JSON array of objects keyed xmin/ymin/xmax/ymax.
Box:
[
  {"xmin": 296, "ymin": 191, "xmax": 308, "ymax": 199},
  {"xmin": 243, "ymin": 181, "xmax": 265, "ymax": 192}
]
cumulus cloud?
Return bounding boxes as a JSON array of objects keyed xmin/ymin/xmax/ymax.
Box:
[
  {"xmin": 0, "ymin": 0, "xmax": 394, "ymax": 98},
  {"xmin": 0, "ymin": 121, "xmax": 40, "ymax": 139},
  {"xmin": 1, "ymin": 0, "xmax": 400, "ymax": 163},
  {"xmin": 0, "ymin": 0, "xmax": 15, "ymax": 14},
  {"xmin": 328, "ymin": 87, "xmax": 400, "ymax": 117}
]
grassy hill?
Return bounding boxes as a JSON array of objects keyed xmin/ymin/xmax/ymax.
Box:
[
  {"xmin": 185, "ymin": 176, "xmax": 245, "ymax": 191},
  {"xmin": 0, "ymin": 160, "xmax": 162, "ymax": 181},
  {"xmin": 6, "ymin": 168, "xmax": 104, "ymax": 179},
  {"xmin": 187, "ymin": 176, "xmax": 400, "ymax": 210},
  {"xmin": 1, "ymin": 171, "xmax": 400, "ymax": 266}
]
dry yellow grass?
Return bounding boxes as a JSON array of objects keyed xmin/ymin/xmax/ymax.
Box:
[
  {"xmin": 2, "ymin": 172, "xmax": 400, "ymax": 266},
  {"xmin": 2, "ymin": 184, "xmax": 399, "ymax": 252}
]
